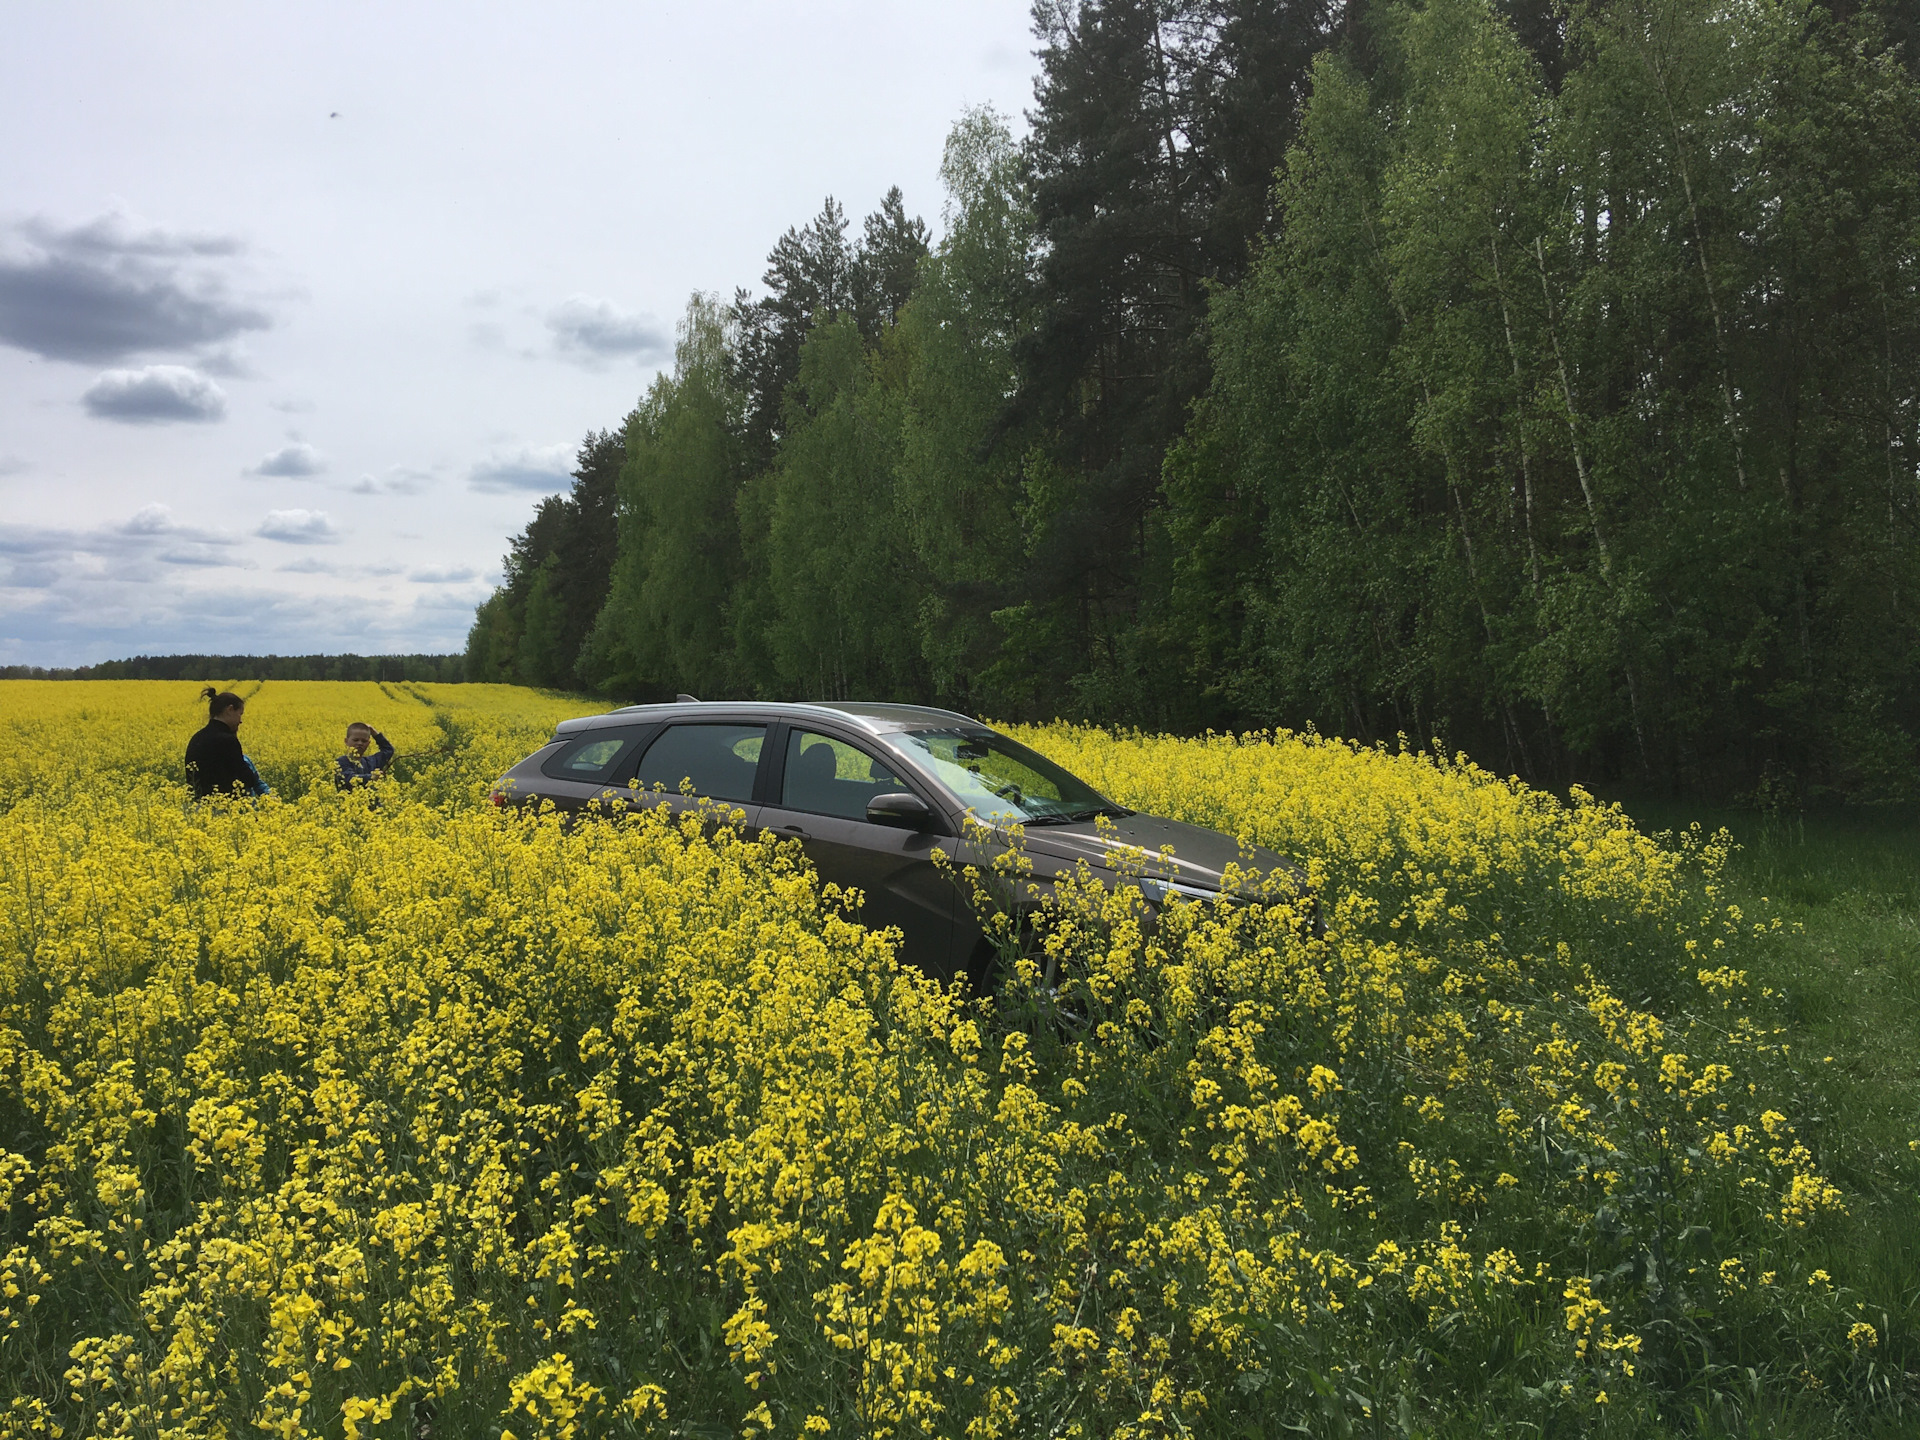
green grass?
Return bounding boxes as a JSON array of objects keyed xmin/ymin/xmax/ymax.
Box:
[{"xmin": 1616, "ymin": 799, "xmax": 1920, "ymax": 1425}]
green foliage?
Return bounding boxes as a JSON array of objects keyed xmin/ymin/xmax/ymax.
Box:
[
  {"xmin": 1169, "ymin": 0, "xmax": 1920, "ymax": 796},
  {"xmin": 893, "ymin": 108, "xmax": 1034, "ymax": 705},
  {"xmin": 732, "ymin": 192, "xmax": 930, "ymax": 472},
  {"xmin": 580, "ymin": 294, "xmax": 747, "ymax": 700},
  {"xmin": 514, "ymin": 561, "xmax": 567, "ymax": 689},
  {"xmin": 465, "ymin": 430, "xmax": 624, "ymax": 691},
  {"xmin": 1614, "ymin": 797, "xmax": 1920, "ymax": 1430},
  {"xmin": 463, "ymin": 590, "xmax": 518, "ymax": 684},
  {"xmin": 1009, "ymin": 1, "xmax": 1338, "ymax": 725},
  {"xmin": 473, "ymin": 0, "xmax": 1920, "ymax": 799},
  {"xmin": 748, "ymin": 316, "xmax": 926, "ymax": 697}
]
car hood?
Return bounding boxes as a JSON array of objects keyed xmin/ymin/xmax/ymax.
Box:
[{"xmin": 1011, "ymin": 811, "xmax": 1304, "ymax": 898}]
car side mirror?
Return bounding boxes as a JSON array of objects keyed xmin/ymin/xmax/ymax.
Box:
[{"xmin": 866, "ymin": 792, "xmax": 932, "ymax": 829}]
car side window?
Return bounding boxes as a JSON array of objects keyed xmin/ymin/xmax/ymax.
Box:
[
  {"xmin": 633, "ymin": 724, "xmax": 766, "ymax": 803},
  {"xmin": 781, "ymin": 730, "xmax": 909, "ymax": 821},
  {"xmin": 541, "ymin": 727, "xmax": 650, "ymax": 784}
]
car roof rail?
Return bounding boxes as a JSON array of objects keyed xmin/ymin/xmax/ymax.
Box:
[{"xmin": 676, "ymin": 693, "xmax": 699, "ymax": 702}]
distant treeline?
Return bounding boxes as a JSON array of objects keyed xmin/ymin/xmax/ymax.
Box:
[
  {"xmin": 469, "ymin": 0, "xmax": 1920, "ymax": 802},
  {"xmin": 2, "ymin": 654, "xmax": 466, "ymax": 683}
]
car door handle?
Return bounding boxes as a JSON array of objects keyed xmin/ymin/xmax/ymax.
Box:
[{"xmin": 780, "ymin": 823, "xmax": 809, "ymax": 838}]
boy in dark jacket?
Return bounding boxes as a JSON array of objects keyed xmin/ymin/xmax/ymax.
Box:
[{"xmin": 335, "ymin": 722, "xmax": 396, "ymax": 790}]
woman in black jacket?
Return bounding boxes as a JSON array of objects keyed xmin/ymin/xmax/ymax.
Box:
[{"xmin": 184, "ymin": 687, "xmax": 267, "ymax": 799}]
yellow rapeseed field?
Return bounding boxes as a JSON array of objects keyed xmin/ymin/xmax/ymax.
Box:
[
  {"xmin": 0, "ymin": 684, "xmax": 1900, "ymax": 1437},
  {"xmin": 0, "ymin": 680, "xmax": 580, "ymax": 807}
]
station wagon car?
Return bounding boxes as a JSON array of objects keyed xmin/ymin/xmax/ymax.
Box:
[{"xmin": 490, "ymin": 700, "xmax": 1311, "ymax": 986}]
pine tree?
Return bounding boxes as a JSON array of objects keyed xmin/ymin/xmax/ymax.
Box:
[
  {"xmin": 1014, "ymin": 0, "xmax": 1338, "ymax": 719},
  {"xmin": 854, "ymin": 186, "xmax": 931, "ymax": 338}
]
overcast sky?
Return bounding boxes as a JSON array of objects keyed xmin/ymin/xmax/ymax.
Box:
[{"xmin": 0, "ymin": 2, "xmax": 1038, "ymax": 667}]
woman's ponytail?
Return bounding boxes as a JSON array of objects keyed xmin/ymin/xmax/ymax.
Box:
[{"xmin": 202, "ymin": 686, "xmax": 244, "ymax": 720}]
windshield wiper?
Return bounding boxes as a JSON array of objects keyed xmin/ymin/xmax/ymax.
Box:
[{"xmin": 1021, "ymin": 805, "xmax": 1134, "ymax": 826}]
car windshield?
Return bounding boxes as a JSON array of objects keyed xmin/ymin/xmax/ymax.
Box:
[{"xmin": 887, "ymin": 729, "xmax": 1128, "ymax": 825}]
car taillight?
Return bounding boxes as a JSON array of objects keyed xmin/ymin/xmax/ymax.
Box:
[{"xmin": 489, "ymin": 789, "xmax": 507, "ymax": 806}]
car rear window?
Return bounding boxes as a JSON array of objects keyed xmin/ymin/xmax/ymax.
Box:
[
  {"xmin": 633, "ymin": 724, "xmax": 766, "ymax": 803},
  {"xmin": 541, "ymin": 727, "xmax": 651, "ymax": 784}
]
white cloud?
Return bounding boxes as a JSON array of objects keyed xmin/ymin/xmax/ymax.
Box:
[
  {"xmin": 194, "ymin": 345, "xmax": 257, "ymax": 379},
  {"xmin": 408, "ymin": 564, "xmax": 478, "ymax": 583},
  {"xmin": 161, "ymin": 544, "xmax": 252, "ymax": 567},
  {"xmin": 124, "ymin": 502, "xmax": 176, "ymax": 534},
  {"xmin": 4, "ymin": 561, "xmax": 60, "ymax": 589},
  {"xmin": 257, "ymin": 508, "xmax": 340, "ymax": 544},
  {"xmin": 0, "ymin": 506, "xmax": 243, "ymax": 600},
  {"xmin": 83, "ymin": 365, "xmax": 227, "ymax": 423},
  {"xmin": 116, "ymin": 503, "xmax": 241, "ymax": 550},
  {"xmin": 350, "ymin": 465, "xmax": 432, "ymax": 496},
  {"xmin": 412, "ymin": 585, "xmax": 491, "ymax": 612},
  {"xmin": 0, "ymin": 211, "xmax": 269, "ymax": 364},
  {"xmin": 251, "ymin": 442, "xmax": 325, "ymax": 477},
  {"xmin": 547, "ymin": 295, "xmax": 669, "ymax": 366},
  {"xmin": 467, "ymin": 442, "xmax": 573, "ymax": 494}
]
